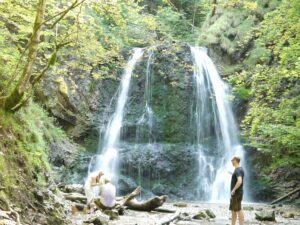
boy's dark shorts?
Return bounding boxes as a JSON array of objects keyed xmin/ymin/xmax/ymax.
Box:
[{"xmin": 229, "ymin": 193, "xmax": 243, "ymax": 211}]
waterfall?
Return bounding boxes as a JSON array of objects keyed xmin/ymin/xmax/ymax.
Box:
[
  {"xmin": 136, "ymin": 50, "xmax": 154, "ymax": 143},
  {"xmin": 134, "ymin": 50, "xmax": 155, "ymax": 196},
  {"xmin": 190, "ymin": 46, "xmax": 247, "ymax": 202},
  {"xmin": 93, "ymin": 48, "xmax": 144, "ymax": 180}
]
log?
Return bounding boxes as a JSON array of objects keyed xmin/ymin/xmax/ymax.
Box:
[
  {"xmin": 64, "ymin": 186, "xmax": 168, "ymax": 212},
  {"xmin": 94, "ymin": 186, "xmax": 142, "ymax": 210},
  {"xmin": 156, "ymin": 210, "xmax": 180, "ymax": 225},
  {"xmin": 271, "ymin": 187, "xmax": 300, "ymax": 205},
  {"xmin": 119, "ymin": 186, "xmax": 142, "ymax": 206},
  {"xmin": 63, "ymin": 192, "xmax": 87, "ymax": 203},
  {"xmin": 125, "ymin": 195, "xmax": 168, "ymax": 212},
  {"xmin": 153, "ymin": 208, "xmax": 176, "ymax": 213}
]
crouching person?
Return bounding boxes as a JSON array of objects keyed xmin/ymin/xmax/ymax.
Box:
[{"xmin": 95, "ymin": 177, "xmax": 116, "ymax": 209}]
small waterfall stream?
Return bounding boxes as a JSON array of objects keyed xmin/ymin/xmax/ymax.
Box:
[
  {"xmin": 190, "ymin": 46, "xmax": 247, "ymax": 202},
  {"xmin": 92, "ymin": 48, "xmax": 144, "ymax": 180},
  {"xmin": 134, "ymin": 50, "xmax": 157, "ymax": 197}
]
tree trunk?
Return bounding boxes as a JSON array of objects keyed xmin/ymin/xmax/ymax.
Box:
[
  {"xmin": 3, "ymin": 0, "xmax": 46, "ymax": 111},
  {"xmin": 211, "ymin": 0, "xmax": 217, "ymax": 17},
  {"xmin": 271, "ymin": 187, "xmax": 300, "ymax": 205}
]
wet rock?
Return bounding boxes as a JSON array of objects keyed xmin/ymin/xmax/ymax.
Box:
[
  {"xmin": 48, "ymin": 140, "xmax": 79, "ymax": 168},
  {"xmin": 173, "ymin": 202, "xmax": 188, "ymax": 207},
  {"xmin": 205, "ymin": 209, "xmax": 216, "ymax": 218},
  {"xmin": 193, "ymin": 211, "xmax": 207, "ymax": 220},
  {"xmin": 119, "ymin": 143, "xmax": 200, "ymax": 200},
  {"xmin": 84, "ymin": 211, "xmax": 109, "ymax": 225},
  {"xmin": 117, "ymin": 176, "xmax": 138, "ymax": 195},
  {"xmin": 282, "ymin": 212, "xmax": 295, "ymax": 218},
  {"xmin": 179, "ymin": 212, "xmax": 192, "ymax": 221},
  {"xmin": 103, "ymin": 209, "xmax": 119, "ymax": 220},
  {"xmin": 255, "ymin": 210, "xmax": 275, "ymax": 221}
]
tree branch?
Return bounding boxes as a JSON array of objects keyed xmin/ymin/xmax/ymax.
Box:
[{"xmin": 42, "ymin": 0, "xmax": 86, "ymax": 29}]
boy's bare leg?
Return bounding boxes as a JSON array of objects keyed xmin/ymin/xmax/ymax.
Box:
[
  {"xmin": 231, "ymin": 211, "xmax": 237, "ymax": 225},
  {"xmin": 238, "ymin": 210, "xmax": 244, "ymax": 225}
]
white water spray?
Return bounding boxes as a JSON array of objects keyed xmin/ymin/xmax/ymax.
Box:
[
  {"xmin": 92, "ymin": 48, "xmax": 144, "ymax": 180},
  {"xmin": 190, "ymin": 46, "xmax": 247, "ymax": 202}
]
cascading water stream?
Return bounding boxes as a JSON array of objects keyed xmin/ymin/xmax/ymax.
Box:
[
  {"xmin": 190, "ymin": 46, "xmax": 247, "ymax": 202},
  {"xmin": 91, "ymin": 48, "xmax": 144, "ymax": 181},
  {"xmin": 134, "ymin": 50, "xmax": 155, "ymax": 196}
]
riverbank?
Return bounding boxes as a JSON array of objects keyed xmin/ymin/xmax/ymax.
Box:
[{"xmin": 69, "ymin": 202, "xmax": 300, "ymax": 225}]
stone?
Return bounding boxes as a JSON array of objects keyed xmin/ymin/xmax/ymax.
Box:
[
  {"xmin": 179, "ymin": 212, "xmax": 192, "ymax": 221},
  {"xmin": 193, "ymin": 211, "xmax": 207, "ymax": 220},
  {"xmin": 255, "ymin": 210, "xmax": 275, "ymax": 221},
  {"xmin": 205, "ymin": 209, "xmax": 216, "ymax": 218},
  {"xmin": 33, "ymin": 190, "xmax": 44, "ymax": 203},
  {"xmin": 0, "ymin": 219, "xmax": 17, "ymax": 225},
  {"xmin": 103, "ymin": 209, "xmax": 119, "ymax": 220},
  {"xmin": 282, "ymin": 212, "xmax": 294, "ymax": 218},
  {"xmin": 173, "ymin": 202, "xmax": 187, "ymax": 207},
  {"xmin": 84, "ymin": 211, "xmax": 109, "ymax": 225}
]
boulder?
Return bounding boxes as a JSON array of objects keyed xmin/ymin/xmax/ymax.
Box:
[
  {"xmin": 84, "ymin": 211, "xmax": 109, "ymax": 225},
  {"xmin": 205, "ymin": 209, "xmax": 216, "ymax": 219},
  {"xmin": 193, "ymin": 211, "xmax": 207, "ymax": 220},
  {"xmin": 282, "ymin": 212, "xmax": 294, "ymax": 218},
  {"xmin": 255, "ymin": 210, "xmax": 275, "ymax": 221},
  {"xmin": 103, "ymin": 209, "xmax": 119, "ymax": 220}
]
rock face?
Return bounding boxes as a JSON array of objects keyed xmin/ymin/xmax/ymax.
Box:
[
  {"xmin": 118, "ymin": 143, "xmax": 199, "ymax": 199},
  {"xmin": 36, "ymin": 60, "xmax": 120, "ymax": 139}
]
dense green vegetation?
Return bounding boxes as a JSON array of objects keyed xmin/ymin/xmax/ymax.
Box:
[{"xmin": 227, "ymin": 0, "xmax": 300, "ymax": 169}]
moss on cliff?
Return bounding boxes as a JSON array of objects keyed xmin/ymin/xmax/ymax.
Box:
[{"xmin": 0, "ymin": 101, "xmax": 64, "ymax": 209}]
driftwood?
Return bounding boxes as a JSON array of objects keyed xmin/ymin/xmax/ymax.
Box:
[
  {"xmin": 63, "ymin": 185, "xmax": 168, "ymax": 212},
  {"xmin": 153, "ymin": 208, "xmax": 176, "ymax": 213},
  {"xmin": 115, "ymin": 186, "xmax": 168, "ymax": 211},
  {"xmin": 271, "ymin": 187, "xmax": 300, "ymax": 205},
  {"xmin": 63, "ymin": 192, "xmax": 87, "ymax": 203},
  {"xmin": 125, "ymin": 195, "xmax": 168, "ymax": 212},
  {"xmin": 156, "ymin": 210, "xmax": 180, "ymax": 225}
]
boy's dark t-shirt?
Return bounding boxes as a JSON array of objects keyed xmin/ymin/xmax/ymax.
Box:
[{"xmin": 230, "ymin": 167, "xmax": 244, "ymax": 195}]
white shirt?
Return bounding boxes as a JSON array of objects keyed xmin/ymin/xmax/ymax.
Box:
[{"xmin": 100, "ymin": 183, "xmax": 116, "ymax": 208}]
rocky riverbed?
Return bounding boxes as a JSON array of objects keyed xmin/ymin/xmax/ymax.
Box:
[
  {"xmin": 1, "ymin": 181, "xmax": 299, "ymax": 225},
  {"xmin": 69, "ymin": 202, "xmax": 300, "ymax": 225}
]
